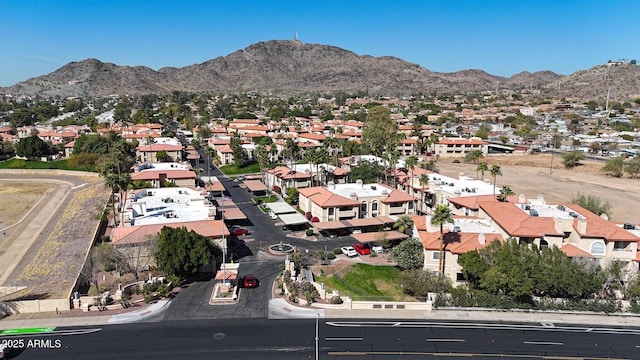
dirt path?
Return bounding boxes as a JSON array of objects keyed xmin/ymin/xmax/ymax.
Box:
[
  {"xmin": 0, "ymin": 170, "xmax": 108, "ymax": 299},
  {"xmin": 436, "ymin": 154, "xmax": 640, "ymax": 224}
]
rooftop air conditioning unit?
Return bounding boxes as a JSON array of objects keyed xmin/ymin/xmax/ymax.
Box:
[
  {"xmin": 557, "ymin": 205, "xmax": 565, "ymax": 211},
  {"xmin": 524, "ymin": 205, "xmax": 530, "ymax": 210},
  {"xmin": 529, "ymin": 209, "xmax": 538, "ymax": 217},
  {"xmin": 623, "ymin": 223, "xmax": 635, "ymax": 230},
  {"xmin": 453, "ymin": 226, "xmax": 461, "ymax": 232},
  {"xmin": 147, "ymin": 191, "xmax": 153, "ymax": 196},
  {"xmin": 569, "ymin": 211, "xmax": 578, "ymax": 218}
]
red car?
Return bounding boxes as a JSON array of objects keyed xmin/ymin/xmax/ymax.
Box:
[
  {"xmin": 243, "ymin": 275, "xmax": 258, "ymax": 288},
  {"xmin": 229, "ymin": 226, "xmax": 249, "ymax": 236},
  {"xmin": 354, "ymin": 243, "xmax": 371, "ymax": 255}
]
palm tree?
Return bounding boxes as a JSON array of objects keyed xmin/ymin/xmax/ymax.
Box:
[
  {"xmin": 405, "ymin": 155, "xmax": 418, "ymax": 211},
  {"xmin": 204, "ymin": 145, "xmax": 214, "ymax": 181},
  {"xmin": 490, "ymin": 164, "xmax": 503, "ymax": 200},
  {"xmin": 393, "ymin": 215, "xmax": 414, "ymax": 235},
  {"xmin": 498, "ymin": 185, "xmax": 515, "ymax": 202},
  {"xmin": 431, "ymin": 204, "xmax": 454, "ymax": 274},
  {"xmin": 418, "ymin": 174, "xmax": 430, "ymax": 214},
  {"xmin": 476, "ymin": 162, "xmax": 489, "ymax": 180}
]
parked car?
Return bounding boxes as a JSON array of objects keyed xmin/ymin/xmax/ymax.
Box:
[
  {"xmin": 354, "ymin": 243, "xmax": 371, "ymax": 255},
  {"xmin": 341, "ymin": 246, "xmax": 358, "ymax": 257},
  {"xmin": 237, "ymin": 176, "xmax": 245, "ymax": 181},
  {"xmin": 371, "ymin": 245, "xmax": 384, "ymax": 254},
  {"xmin": 243, "ymin": 275, "xmax": 258, "ymax": 288},
  {"xmin": 0, "ymin": 343, "xmax": 7, "ymax": 359},
  {"xmin": 229, "ymin": 226, "xmax": 249, "ymax": 236}
]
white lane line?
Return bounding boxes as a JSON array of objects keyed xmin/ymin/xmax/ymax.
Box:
[
  {"xmin": 427, "ymin": 338, "xmax": 466, "ymax": 342},
  {"xmin": 325, "ymin": 337, "xmax": 363, "ymax": 341},
  {"xmin": 524, "ymin": 341, "xmax": 563, "ymax": 346}
]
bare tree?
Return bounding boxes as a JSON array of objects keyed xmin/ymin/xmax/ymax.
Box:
[{"xmin": 115, "ymin": 234, "xmax": 158, "ymax": 280}]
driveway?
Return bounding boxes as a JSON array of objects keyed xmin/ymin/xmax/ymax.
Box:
[{"xmin": 163, "ymin": 165, "xmax": 358, "ymax": 320}]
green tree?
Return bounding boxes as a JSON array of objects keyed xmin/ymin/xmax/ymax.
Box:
[
  {"xmin": 625, "ymin": 156, "xmax": 640, "ymax": 178},
  {"xmin": 362, "ymin": 106, "xmax": 398, "ymax": 157},
  {"xmin": 68, "ymin": 153, "xmax": 99, "ymax": 171},
  {"xmin": 393, "ymin": 215, "xmax": 415, "ymax": 235},
  {"xmin": 0, "ymin": 140, "xmax": 16, "ymax": 159},
  {"xmin": 15, "ymin": 136, "xmax": 52, "ymax": 159},
  {"xmin": 490, "ymin": 164, "xmax": 502, "ymax": 200},
  {"xmin": 156, "ymin": 150, "xmax": 169, "ymax": 162},
  {"xmin": 389, "ymin": 238, "xmax": 424, "ymax": 270},
  {"xmin": 570, "ymin": 193, "xmax": 612, "ymax": 217},
  {"xmin": 562, "ymin": 150, "xmax": 586, "ymax": 169},
  {"xmin": 398, "ymin": 269, "xmax": 451, "ymax": 297},
  {"xmin": 431, "ymin": 204, "xmax": 454, "ymax": 274},
  {"xmin": 476, "ymin": 162, "xmax": 489, "ymax": 180},
  {"xmin": 230, "ymin": 133, "xmax": 246, "ymax": 167},
  {"xmin": 464, "ymin": 149, "xmax": 484, "ymax": 164},
  {"xmin": 154, "ymin": 226, "xmax": 221, "ymax": 278},
  {"xmin": 497, "ymin": 185, "xmax": 515, "ymax": 202},
  {"xmin": 602, "ymin": 155, "xmax": 625, "ymax": 178},
  {"xmin": 73, "ymin": 134, "xmax": 112, "ymax": 155},
  {"xmin": 475, "ymin": 126, "xmax": 489, "ymax": 140},
  {"xmin": 284, "ymin": 187, "xmax": 299, "ymax": 205},
  {"xmin": 349, "ymin": 160, "xmax": 384, "ymax": 183}
]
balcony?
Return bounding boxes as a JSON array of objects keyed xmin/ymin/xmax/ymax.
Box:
[
  {"xmin": 611, "ymin": 248, "xmax": 635, "ymax": 260},
  {"xmin": 389, "ymin": 206, "xmax": 406, "ymax": 215}
]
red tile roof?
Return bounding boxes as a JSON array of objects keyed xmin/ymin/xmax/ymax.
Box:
[
  {"xmin": 419, "ymin": 230, "xmax": 504, "ymax": 254},
  {"xmin": 566, "ymin": 204, "xmax": 640, "ymax": 242},
  {"xmin": 479, "ymin": 201, "xmax": 562, "ymax": 238}
]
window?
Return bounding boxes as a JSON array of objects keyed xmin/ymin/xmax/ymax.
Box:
[
  {"xmin": 328, "ymin": 208, "xmax": 334, "ymax": 216},
  {"xmin": 456, "ymin": 273, "xmax": 467, "ymax": 282},
  {"xmin": 431, "ymin": 251, "xmax": 440, "ymax": 260},
  {"xmin": 540, "ymin": 239, "xmax": 549, "ymax": 248},
  {"xmin": 361, "ymin": 201, "xmax": 367, "ymax": 212},
  {"xmin": 372, "ymin": 201, "xmax": 378, "ymax": 211},
  {"xmin": 590, "ymin": 242, "xmax": 605, "ymax": 256},
  {"xmin": 614, "ymin": 242, "xmax": 627, "ymax": 251}
]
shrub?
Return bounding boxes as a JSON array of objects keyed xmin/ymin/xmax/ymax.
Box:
[
  {"xmin": 332, "ymin": 248, "xmax": 342, "ymax": 255},
  {"xmin": 100, "ymin": 235, "xmax": 111, "ymax": 243},
  {"xmin": 305, "ymin": 229, "xmax": 314, "ymax": 236},
  {"xmin": 326, "ymin": 252, "xmax": 336, "ymax": 260},
  {"xmin": 331, "ymin": 295, "xmax": 344, "ymax": 304}
]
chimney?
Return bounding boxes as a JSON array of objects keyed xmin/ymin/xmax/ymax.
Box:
[
  {"xmin": 518, "ymin": 194, "xmax": 525, "ymax": 203},
  {"xmin": 478, "ymin": 232, "xmax": 486, "ymax": 245},
  {"xmin": 577, "ymin": 217, "xmax": 587, "ymax": 233},
  {"xmin": 356, "ymin": 179, "xmax": 363, "ymax": 187}
]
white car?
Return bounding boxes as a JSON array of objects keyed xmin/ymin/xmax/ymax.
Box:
[
  {"xmin": 371, "ymin": 245, "xmax": 384, "ymax": 254},
  {"xmin": 341, "ymin": 246, "xmax": 358, "ymax": 257}
]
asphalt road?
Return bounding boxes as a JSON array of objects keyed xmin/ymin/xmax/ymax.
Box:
[
  {"xmin": 162, "ymin": 158, "xmax": 355, "ymax": 321},
  {"xmin": 8, "ymin": 319, "xmax": 640, "ymax": 359}
]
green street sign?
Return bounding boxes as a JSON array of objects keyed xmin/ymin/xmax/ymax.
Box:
[{"xmin": 0, "ymin": 327, "xmax": 55, "ymax": 335}]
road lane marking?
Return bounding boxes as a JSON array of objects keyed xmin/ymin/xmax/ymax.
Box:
[
  {"xmin": 427, "ymin": 338, "xmax": 466, "ymax": 342},
  {"xmin": 524, "ymin": 341, "xmax": 563, "ymax": 346},
  {"xmin": 325, "ymin": 337, "xmax": 363, "ymax": 341}
]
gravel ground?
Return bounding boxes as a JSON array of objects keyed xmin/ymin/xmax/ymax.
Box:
[{"xmin": 0, "ymin": 171, "xmax": 108, "ymax": 299}]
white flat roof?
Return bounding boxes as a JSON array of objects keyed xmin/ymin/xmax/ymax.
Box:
[
  {"xmin": 136, "ymin": 162, "xmax": 190, "ymax": 172},
  {"xmin": 279, "ymin": 213, "xmax": 309, "ymax": 225},
  {"xmin": 266, "ymin": 201, "xmax": 298, "ymax": 214},
  {"xmin": 126, "ymin": 187, "xmax": 213, "ymax": 226},
  {"xmin": 331, "ymin": 183, "xmax": 389, "ymax": 199}
]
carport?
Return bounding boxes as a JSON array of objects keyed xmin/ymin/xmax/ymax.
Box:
[
  {"xmin": 244, "ymin": 180, "xmax": 268, "ymax": 195},
  {"xmin": 279, "ymin": 213, "xmax": 309, "ymax": 226},
  {"xmin": 352, "ymin": 230, "xmax": 408, "ymax": 243},
  {"xmin": 266, "ymin": 201, "xmax": 297, "ymax": 214}
]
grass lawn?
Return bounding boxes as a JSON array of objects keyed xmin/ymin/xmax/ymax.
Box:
[
  {"xmin": 218, "ymin": 162, "xmax": 261, "ymax": 175},
  {"xmin": 314, "ymin": 263, "xmax": 415, "ymax": 301},
  {"xmin": 0, "ymin": 158, "xmax": 96, "ymax": 172},
  {"xmin": 254, "ymin": 195, "xmax": 279, "ymax": 204}
]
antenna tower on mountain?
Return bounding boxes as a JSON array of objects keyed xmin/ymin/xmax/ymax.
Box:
[{"xmin": 294, "ymin": 32, "xmax": 299, "ymax": 42}]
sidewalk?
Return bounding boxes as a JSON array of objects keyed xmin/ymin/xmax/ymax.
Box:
[{"xmin": 0, "ymin": 300, "xmax": 169, "ymax": 329}]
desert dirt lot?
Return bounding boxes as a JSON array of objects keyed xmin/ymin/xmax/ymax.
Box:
[
  {"xmin": 436, "ymin": 153, "xmax": 640, "ymax": 224},
  {"xmin": 0, "ymin": 171, "xmax": 108, "ymax": 300}
]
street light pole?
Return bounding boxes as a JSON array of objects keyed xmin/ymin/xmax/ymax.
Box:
[{"xmin": 315, "ymin": 313, "xmax": 319, "ymax": 360}]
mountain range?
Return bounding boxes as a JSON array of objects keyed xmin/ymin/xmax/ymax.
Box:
[{"xmin": 2, "ymin": 40, "xmax": 639, "ymax": 101}]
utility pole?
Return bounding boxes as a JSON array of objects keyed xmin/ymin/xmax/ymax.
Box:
[{"xmin": 315, "ymin": 313, "xmax": 320, "ymax": 360}]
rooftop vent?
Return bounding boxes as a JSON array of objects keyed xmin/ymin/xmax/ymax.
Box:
[
  {"xmin": 529, "ymin": 209, "xmax": 539, "ymax": 217},
  {"xmin": 557, "ymin": 205, "xmax": 566, "ymax": 211},
  {"xmin": 623, "ymin": 223, "xmax": 635, "ymax": 230},
  {"xmin": 569, "ymin": 211, "xmax": 578, "ymax": 218}
]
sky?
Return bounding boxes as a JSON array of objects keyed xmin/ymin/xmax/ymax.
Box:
[{"xmin": 1, "ymin": 0, "xmax": 639, "ymax": 87}]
